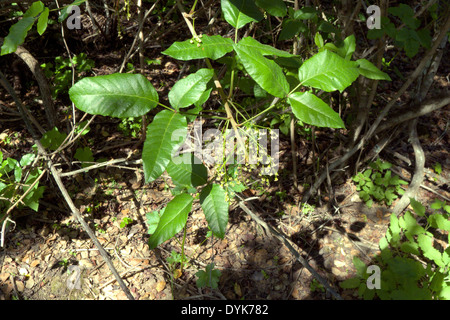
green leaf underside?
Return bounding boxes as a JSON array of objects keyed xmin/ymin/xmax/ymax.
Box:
[
  {"xmin": 237, "ymin": 37, "xmax": 293, "ymax": 57},
  {"xmin": 288, "ymin": 91, "xmax": 345, "ymax": 128},
  {"xmin": 167, "ymin": 153, "xmax": 208, "ymax": 188},
  {"xmin": 222, "ymin": 0, "xmax": 263, "ymax": 30},
  {"xmin": 234, "ymin": 44, "xmax": 289, "ymax": 98},
  {"xmin": 200, "ymin": 184, "xmax": 229, "ymax": 239},
  {"xmin": 356, "ymin": 59, "xmax": 391, "ymax": 81},
  {"xmin": 162, "ymin": 35, "xmax": 234, "ymax": 61},
  {"xmin": 69, "ymin": 73, "xmax": 159, "ymax": 118},
  {"xmin": 169, "ymin": 68, "xmax": 214, "ymax": 110},
  {"xmin": 142, "ymin": 110, "xmax": 187, "ymax": 183},
  {"xmin": 298, "ymin": 50, "xmax": 359, "ymax": 92},
  {"xmin": 148, "ymin": 193, "xmax": 193, "ymax": 249}
]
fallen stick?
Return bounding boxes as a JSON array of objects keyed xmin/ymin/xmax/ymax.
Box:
[{"xmin": 238, "ymin": 199, "xmax": 343, "ymax": 300}]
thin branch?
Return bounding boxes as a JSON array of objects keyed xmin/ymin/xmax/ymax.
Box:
[
  {"xmin": 35, "ymin": 139, "xmax": 135, "ymax": 300},
  {"xmin": 238, "ymin": 198, "xmax": 343, "ymax": 300},
  {"xmin": 374, "ymin": 94, "xmax": 450, "ymax": 134},
  {"xmin": 392, "ymin": 119, "xmax": 424, "ymax": 216},
  {"xmin": 0, "ymin": 40, "xmax": 56, "ymax": 128},
  {"xmin": 118, "ymin": 0, "xmax": 161, "ymax": 73},
  {"xmin": 0, "ymin": 70, "xmax": 135, "ymax": 300}
]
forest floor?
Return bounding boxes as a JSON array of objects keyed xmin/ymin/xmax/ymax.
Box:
[{"xmin": 0, "ymin": 1, "xmax": 449, "ymax": 300}]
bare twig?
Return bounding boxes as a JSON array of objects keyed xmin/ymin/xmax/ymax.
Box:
[
  {"xmin": 118, "ymin": 0, "xmax": 160, "ymax": 73},
  {"xmin": 35, "ymin": 140, "xmax": 135, "ymax": 300}
]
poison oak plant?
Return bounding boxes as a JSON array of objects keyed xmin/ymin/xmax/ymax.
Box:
[
  {"xmin": 353, "ymin": 159, "xmax": 408, "ymax": 208},
  {"xmin": 340, "ymin": 198, "xmax": 450, "ymax": 300},
  {"xmin": 66, "ymin": 0, "xmax": 391, "ymax": 253},
  {"xmin": 0, "ymin": 0, "xmax": 391, "ymax": 257},
  {"xmin": 0, "ymin": 150, "xmax": 45, "ymax": 213}
]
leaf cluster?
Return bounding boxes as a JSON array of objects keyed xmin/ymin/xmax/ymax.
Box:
[
  {"xmin": 367, "ymin": 3, "xmax": 433, "ymax": 57},
  {"xmin": 340, "ymin": 199, "xmax": 450, "ymax": 300},
  {"xmin": 353, "ymin": 159, "xmax": 408, "ymax": 208},
  {"xmin": 0, "ymin": 150, "xmax": 45, "ymax": 212}
]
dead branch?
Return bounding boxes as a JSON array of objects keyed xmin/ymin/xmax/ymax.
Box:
[
  {"xmin": 392, "ymin": 119, "xmax": 425, "ymax": 216},
  {"xmin": 375, "ymin": 94, "xmax": 450, "ymax": 134},
  {"xmin": 0, "ymin": 38, "xmax": 56, "ymax": 128}
]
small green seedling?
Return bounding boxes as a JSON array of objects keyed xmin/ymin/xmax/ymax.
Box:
[
  {"xmin": 120, "ymin": 217, "xmax": 133, "ymax": 228},
  {"xmin": 196, "ymin": 263, "xmax": 221, "ymax": 289},
  {"xmin": 353, "ymin": 159, "xmax": 408, "ymax": 208}
]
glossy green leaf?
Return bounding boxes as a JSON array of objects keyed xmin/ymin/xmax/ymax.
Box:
[
  {"xmin": 221, "ymin": 0, "xmax": 263, "ymax": 30},
  {"xmin": 58, "ymin": 0, "xmax": 87, "ymax": 22},
  {"xmin": 294, "ymin": 7, "xmax": 318, "ymax": 20},
  {"xmin": 255, "ymin": 0, "xmax": 286, "ymax": 17},
  {"xmin": 288, "ymin": 91, "xmax": 345, "ymax": 128},
  {"xmin": 298, "ymin": 50, "xmax": 359, "ymax": 92},
  {"xmin": 162, "ymin": 35, "xmax": 234, "ymax": 61},
  {"xmin": 167, "ymin": 153, "xmax": 208, "ymax": 188},
  {"xmin": 146, "ymin": 209, "xmax": 163, "ymax": 235},
  {"xmin": 19, "ymin": 153, "xmax": 35, "ymax": 167},
  {"xmin": 36, "ymin": 7, "xmax": 49, "ymax": 35},
  {"xmin": 69, "ymin": 73, "xmax": 158, "ymax": 118},
  {"xmin": 357, "ymin": 58, "xmax": 392, "ymax": 80},
  {"xmin": 237, "ymin": 37, "xmax": 293, "ymax": 57},
  {"xmin": 0, "ymin": 0, "xmax": 46, "ymax": 54},
  {"xmin": 337, "ymin": 34, "xmax": 356, "ymax": 60},
  {"xmin": 148, "ymin": 193, "xmax": 193, "ymax": 249},
  {"xmin": 142, "ymin": 110, "xmax": 187, "ymax": 183},
  {"xmin": 278, "ymin": 19, "xmax": 307, "ymax": 41},
  {"xmin": 200, "ymin": 184, "xmax": 229, "ymax": 239},
  {"xmin": 1, "ymin": 16, "xmax": 36, "ymax": 55},
  {"xmin": 23, "ymin": 1, "xmax": 45, "ymax": 17},
  {"xmin": 169, "ymin": 68, "xmax": 214, "ymax": 110},
  {"xmin": 314, "ymin": 32, "xmax": 324, "ymax": 49},
  {"xmin": 234, "ymin": 44, "xmax": 289, "ymax": 98}
]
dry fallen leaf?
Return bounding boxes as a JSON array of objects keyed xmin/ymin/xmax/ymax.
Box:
[
  {"xmin": 15, "ymin": 281, "xmax": 24, "ymax": 292},
  {"xmin": 234, "ymin": 282, "xmax": 242, "ymax": 297},
  {"xmin": 156, "ymin": 280, "xmax": 166, "ymax": 292},
  {"xmin": 173, "ymin": 269, "xmax": 182, "ymax": 280},
  {"xmin": 25, "ymin": 278, "xmax": 35, "ymax": 289},
  {"xmin": 30, "ymin": 259, "xmax": 40, "ymax": 268},
  {"xmin": 0, "ymin": 273, "xmax": 9, "ymax": 282}
]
